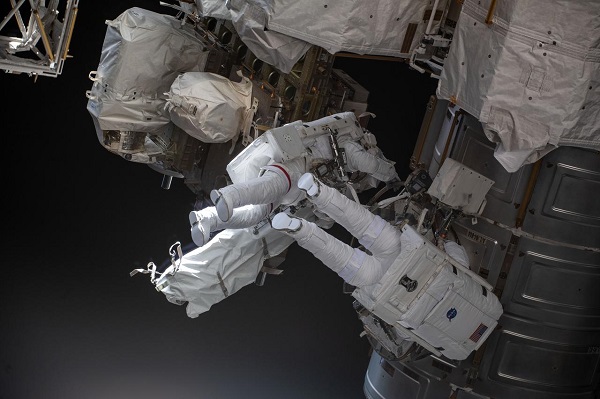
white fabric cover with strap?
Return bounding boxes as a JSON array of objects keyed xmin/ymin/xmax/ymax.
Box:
[
  {"xmin": 86, "ymin": 7, "xmax": 209, "ymax": 135},
  {"xmin": 196, "ymin": 0, "xmax": 445, "ymax": 64},
  {"xmin": 155, "ymin": 224, "xmax": 293, "ymax": 318},
  {"xmin": 165, "ymin": 72, "xmax": 253, "ymax": 143},
  {"xmin": 438, "ymin": 0, "xmax": 600, "ymax": 171}
]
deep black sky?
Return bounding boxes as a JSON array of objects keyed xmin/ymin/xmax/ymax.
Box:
[{"xmin": 1, "ymin": 2, "xmax": 437, "ymax": 398}]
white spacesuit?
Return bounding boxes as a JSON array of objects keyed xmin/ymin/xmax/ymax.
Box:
[
  {"xmin": 271, "ymin": 173, "xmax": 503, "ymax": 360},
  {"xmin": 189, "ymin": 111, "xmax": 399, "ymax": 246},
  {"xmin": 271, "ymin": 172, "xmax": 402, "ymax": 286}
]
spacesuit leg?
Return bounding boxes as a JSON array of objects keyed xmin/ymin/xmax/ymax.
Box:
[
  {"xmin": 271, "ymin": 213, "xmax": 386, "ymax": 287},
  {"xmin": 212, "ymin": 157, "xmax": 308, "ymax": 222},
  {"xmin": 298, "ymin": 173, "xmax": 402, "ymax": 261},
  {"xmin": 211, "ymin": 172, "xmax": 288, "ymax": 222},
  {"xmin": 189, "ymin": 204, "xmax": 270, "ymax": 246}
]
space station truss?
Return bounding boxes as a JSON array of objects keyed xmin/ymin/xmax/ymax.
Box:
[{"xmin": 0, "ymin": 0, "xmax": 78, "ymax": 77}]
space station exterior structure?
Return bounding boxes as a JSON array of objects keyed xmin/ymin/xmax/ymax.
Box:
[
  {"xmin": 85, "ymin": 5, "xmax": 376, "ymax": 204},
  {"xmin": 0, "ymin": 0, "xmax": 79, "ymax": 77},
  {"xmin": 85, "ymin": 1, "xmax": 599, "ymax": 398},
  {"xmin": 358, "ymin": 0, "xmax": 600, "ymax": 397},
  {"xmin": 362, "ymin": 97, "xmax": 600, "ymax": 399}
]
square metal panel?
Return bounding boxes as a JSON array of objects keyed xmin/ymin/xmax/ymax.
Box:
[
  {"xmin": 452, "ymin": 217, "xmax": 512, "ymax": 288},
  {"xmin": 502, "ymin": 237, "xmax": 600, "ymax": 328},
  {"xmin": 522, "ymin": 147, "xmax": 600, "ymax": 248},
  {"xmin": 364, "ymin": 352, "xmax": 453, "ymax": 399},
  {"xmin": 474, "ymin": 315, "xmax": 600, "ymax": 399},
  {"xmin": 492, "ymin": 329, "xmax": 599, "ymax": 390},
  {"xmin": 451, "ymin": 115, "xmax": 532, "ymax": 226}
]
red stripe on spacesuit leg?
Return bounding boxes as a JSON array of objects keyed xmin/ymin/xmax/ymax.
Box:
[{"xmin": 269, "ymin": 164, "xmax": 292, "ymax": 193}]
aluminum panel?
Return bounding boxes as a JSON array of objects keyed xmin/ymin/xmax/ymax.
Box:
[
  {"xmin": 501, "ymin": 237, "xmax": 600, "ymax": 329},
  {"xmin": 456, "ymin": 391, "xmax": 488, "ymax": 399},
  {"xmin": 452, "ymin": 217, "xmax": 512, "ymax": 288},
  {"xmin": 474, "ymin": 315, "xmax": 600, "ymax": 399},
  {"xmin": 450, "ymin": 114, "xmax": 532, "ymax": 226},
  {"xmin": 363, "ymin": 352, "xmax": 452, "ymax": 399},
  {"xmin": 411, "ymin": 97, "xmax": 449, "ymax": 171},
  {"xmin": 522, "ymin": 147, "xmax": 600, "ymax": 248},
  {"xmin": 495, "ymin": 336, "xmax": 598, "ymax": 388},
  {"xmin": 428, "ymin": 106, "xmax": 462, "ymax": 177}
]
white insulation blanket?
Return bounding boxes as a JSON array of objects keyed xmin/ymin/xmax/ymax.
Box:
[
  {"xmin": 438, "ymin": 0, "xmax": 600, "ymax": 172},
  {"xmin": 266, "ymin": 0, "xmax": 446, "ymax": 57},
  {"xmin": 86, "ymin": 7, "xmax": 208, "ymax": 135},
  {"xmin": 156, "ymin": 224, "xmax": 293, "ymax": 318},
  {"xmin": 227, "ymin": 0, "xmax": 311, "ymax": 73},
  {"xmin": 165, "ymin": 72, "xmax": 253, "ymax": 143},
  {"xmin": 197, "ymin": 0, "xmax": 445, "ymax": 71}
]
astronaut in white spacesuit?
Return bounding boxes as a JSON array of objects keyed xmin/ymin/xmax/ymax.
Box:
[
  {"xmin": 270, "ymin": 173, "xmax": 503, "ymax": 360},
  {"xmin": 189, "ymin": 111, "xmax": 399, "ymax": 247}
]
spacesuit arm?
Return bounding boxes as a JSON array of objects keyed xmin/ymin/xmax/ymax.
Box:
[
  {"xmin": 298, "ymin": 113, "xmax": 398, "ymax": 182},
  {"xmin": 341, "ymin": 141, "xmax": 399, "ymax": 182},
  {"xmin": 212, "ymin": 157, "xmax": 309, "ymax": 221}
]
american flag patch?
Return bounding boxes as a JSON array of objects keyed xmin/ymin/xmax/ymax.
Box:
[{"xmin": 469, "ymin": 323, "xmax": 488, "ymax": 343}]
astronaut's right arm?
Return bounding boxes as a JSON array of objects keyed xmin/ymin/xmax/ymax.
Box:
[{"xmin": 342, "ymin": 140, "xmax": 399, "ymax": 182}]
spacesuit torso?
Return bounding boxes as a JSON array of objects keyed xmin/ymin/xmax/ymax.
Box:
[{"xmin": 352, "ymin": 225, "xmax": 503, "ymax": 360}]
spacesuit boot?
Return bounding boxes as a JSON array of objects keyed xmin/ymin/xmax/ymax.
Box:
[
  {"xmin": 271, "ymin": 212, "xmax": 302, "ymax": 232},
  {"xmin": 189, "ymin": 209, "xmax": 215, "ymax": 247},
  {"xmin": 210, "ymin": 188, "xmax": 237, "ymax": 222},
  {"xmin": 297, "ymin": 173, "xmax": 344, "ymax": 213},
  {"xmin": 297, "ymin": 172, "xmax": 321, "ymax": 198},
  {"xmin": 211, "ymin": 167, "xmax": 293, "ymax": 221}
]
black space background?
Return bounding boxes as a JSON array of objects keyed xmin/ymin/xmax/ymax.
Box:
[{"xmin": 0, "ymin": 2, "xmax": 437, "ymax": 398}]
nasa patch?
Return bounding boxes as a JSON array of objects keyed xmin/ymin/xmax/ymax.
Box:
[{"xmin": 446, "ymin": 308, "xmax": 457, "ymax": 321}]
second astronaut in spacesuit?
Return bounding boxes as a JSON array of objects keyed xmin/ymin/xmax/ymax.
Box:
[
  {"xmin": 270, "ymin": 172, "xmax": 503, "ymax": 360},
  {"xmin": 189, "ymin": 111, "xmax": 399, "ymax": 246}
]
